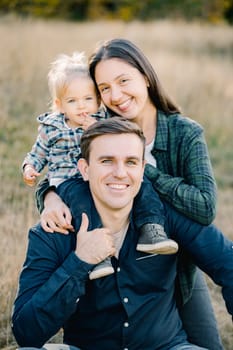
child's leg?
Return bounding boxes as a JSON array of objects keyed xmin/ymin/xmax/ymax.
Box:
[
  {"xmin": 134, "ymin": 176, "xmax": 165, "ymax": 227},
  {"xmin": 134, "ymin": 176, "xmax": 178, "ymax": 255},
  {"xmin": 58, "ymin": 175, "xmax": 114, "ymax": 280}
]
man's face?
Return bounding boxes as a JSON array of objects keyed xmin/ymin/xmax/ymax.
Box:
[{"xmin": 78, "ymin": 133, "xmax": 145, "ymax": 214}]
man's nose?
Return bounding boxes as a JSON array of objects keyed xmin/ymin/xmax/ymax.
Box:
[{"xmin": 113, "ymin": 163, "xmax": 127, "ymax": 178}]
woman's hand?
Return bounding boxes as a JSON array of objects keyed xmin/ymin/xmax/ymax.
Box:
[{"xmin": 41, "ymin": 190, "xmax": 74, "ymax": 234}]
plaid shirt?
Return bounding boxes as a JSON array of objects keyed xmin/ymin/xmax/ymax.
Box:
[
  {"xmin": 145, "ymin": 110, "xmax": 217, "ymax": 225},
  {"xmin": 23, "ymin": 111, "xmax": 106, "ymax": 185},
  {"xmin": 145, "ymin": 110, "xmax": 217, "ymax": 304}
]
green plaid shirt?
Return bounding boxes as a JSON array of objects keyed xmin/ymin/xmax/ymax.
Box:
[
  {"xmin": 144, "ymin": 110, "xmax": 217, "ymax": 304},
  {"xmin": 145, "ymin": 110, "xmax": 217, "ymax": 225}
]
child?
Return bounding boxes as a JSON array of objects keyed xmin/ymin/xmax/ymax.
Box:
[{"xmin": 22, "ymin": 52, "xmax": 178, "ymax": 280}]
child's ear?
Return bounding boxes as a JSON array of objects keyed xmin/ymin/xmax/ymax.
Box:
[
  {"xmin": 55, "ymin": 98, "xmax": 63, "ymax": 113},
  {"xmin": 78, "ymin": 158, "xmax": 89, "ymax": 181}
]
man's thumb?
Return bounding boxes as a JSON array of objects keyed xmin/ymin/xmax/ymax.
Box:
[{"xmin": 78, "ymin": 213, "xmax": 89, "ymax": 233}]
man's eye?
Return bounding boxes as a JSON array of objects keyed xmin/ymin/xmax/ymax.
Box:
[
  {"xmin": 127, "ymin": 160, "xmax": 137, "ymax": 166},
  {"xmin": 101, "ymin": 159, "xmax": 112, "ymax": 164}
]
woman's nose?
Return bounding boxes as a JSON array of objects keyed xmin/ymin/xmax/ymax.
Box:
[{"xmin": 110, "ymin": 85, "xmax": 122, "ymax": 102}]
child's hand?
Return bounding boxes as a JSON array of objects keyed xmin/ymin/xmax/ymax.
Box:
[
  {"xmin": 81, "ymin": 113, "xmax": 97, "ymax": 130},
  {"xmin": 23, "ymin": 165, "xmax": 41, "ymax": 187}
]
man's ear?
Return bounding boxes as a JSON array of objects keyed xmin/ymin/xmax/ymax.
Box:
[
  {"xmin": 78, "ymin": 158, "xmax": 89, "ymax": 181},
  {"xmin": 142, "ymin": 160, "xmax": 146, "ymax": 181}
]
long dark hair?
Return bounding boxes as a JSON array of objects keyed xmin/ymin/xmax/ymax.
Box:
[{"xmin": 89, "ymin": 38, "xmax": 180, "ymax": 115}]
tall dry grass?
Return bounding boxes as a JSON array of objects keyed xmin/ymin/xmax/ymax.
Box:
[{"xmin": 0, "ymin": 15, "xmax": 232, "ymax": 349}]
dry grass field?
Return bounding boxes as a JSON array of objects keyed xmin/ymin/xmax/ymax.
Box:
[{"xmin": 0, "ymin": 15, "xmax": 232, "ymax": 349}]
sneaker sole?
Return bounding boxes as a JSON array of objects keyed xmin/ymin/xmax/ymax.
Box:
[
  {"xmin": 89, "ymin": 266, "xmax": 115, "ymax": 280},
  {"xmin": 137, "ymin": 241, "xmax": 178, "ymax": 255}
]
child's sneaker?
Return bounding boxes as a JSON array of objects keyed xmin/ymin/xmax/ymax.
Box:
[
  {"xmin": 137, "ymin": 223, "xmax": 178, "ymax": 255},
  {"xmin": 89, "ymin": 257, "xmax": 114, "ymax": 280}
]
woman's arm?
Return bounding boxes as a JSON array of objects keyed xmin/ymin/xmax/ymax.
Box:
[
  {"xmin": 36, "ymin": 178, "xmax": 74, "ymax": 233},
  {"xmin": 145, "ymin": 126, "xmax": 217, "ymax": 225}
]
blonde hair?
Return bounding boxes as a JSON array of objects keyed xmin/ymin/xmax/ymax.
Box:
[{"xmin": 48, "ymin": 52, "xmax": 92, "ymax": 112}]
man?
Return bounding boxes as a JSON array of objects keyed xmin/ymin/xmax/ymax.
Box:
[{"xmin": 12, "ymin": 117, "xmax": 233, "ymax": 350}]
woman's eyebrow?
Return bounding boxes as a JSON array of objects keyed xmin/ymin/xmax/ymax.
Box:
[{"xmin": 97, "ymin": 74, "xmax": 128, "ymax": 86}]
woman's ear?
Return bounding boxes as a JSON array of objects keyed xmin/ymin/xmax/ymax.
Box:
[
  {"xmin": 78, "ymin": 158, "xmax": 89, "ymax": 181},
  {"xmin": 144, "ymin": 75, "xmax": 150, "ymax": 88}
]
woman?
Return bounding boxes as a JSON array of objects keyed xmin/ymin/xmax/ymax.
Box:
[{"xmin": 36, "ymin": 39, "xmax": 222, "ymax": 349}]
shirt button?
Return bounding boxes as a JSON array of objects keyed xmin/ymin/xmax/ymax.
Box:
[
  {"xmin": 123, "ymin": 297, "xmax": 129, "ymax": 303},
  {"xmin": 124, "ymin": 322, "xmax": 129, "ymax": 327},
  {"xmin": 117, "ymin": 267, "xmax": 121, "ymax": 272}
]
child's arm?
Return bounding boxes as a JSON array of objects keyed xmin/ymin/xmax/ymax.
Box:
[
  {"xmin": 22, "ymin": 123, "xmax": 51, "ymax": 186},
  {"xmin": 23, "ymin": 164, "xmax": 41, "ymax": 187}
]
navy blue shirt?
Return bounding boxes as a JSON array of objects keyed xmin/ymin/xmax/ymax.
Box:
[{"xmin": 12, "ymin": 193, "xmax": 233, "ymax": 349}]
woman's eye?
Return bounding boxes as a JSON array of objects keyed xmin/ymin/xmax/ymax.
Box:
[
  {"xmin": 120, "ymin": 78, "xmax": 129, "ymax": 84},
  {"xmin": 100, "ymin": 86, "xmax": 109, "ymax": 93}
]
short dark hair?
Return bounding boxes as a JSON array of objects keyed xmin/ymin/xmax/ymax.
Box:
[
  {"xmin": 80, "ymin": 116, "xmax": 146, "ymax": 162},
  {"xmin": 89, "ymin": 38, "xmax": 180, "ymax": 115}
]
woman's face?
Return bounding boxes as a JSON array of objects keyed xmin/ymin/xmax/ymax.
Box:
[{"xmin": 95, "ymin": 58, "xmax": 155, "ymax": 123}]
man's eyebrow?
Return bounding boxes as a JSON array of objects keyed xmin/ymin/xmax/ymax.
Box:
[{"xmin": 98, "ymin": 155, "xmax": 142, "ymax": 161}]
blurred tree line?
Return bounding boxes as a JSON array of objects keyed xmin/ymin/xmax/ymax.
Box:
[{"xmin": 0, "ymin": 0, "xmax": 233, "ymax": 24}]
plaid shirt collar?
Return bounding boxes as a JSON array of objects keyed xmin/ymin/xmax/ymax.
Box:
[{"xmin": 154, "ymin": 109, "xmax": 169, "ymax": 152}]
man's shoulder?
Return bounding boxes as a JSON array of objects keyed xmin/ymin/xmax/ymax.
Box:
[{"xmin": 29, "ymin": 222, "xmax": 76, "ymax": 253}]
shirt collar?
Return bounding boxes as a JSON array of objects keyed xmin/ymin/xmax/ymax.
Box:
[{"xmin": 154, "ymin": 109, "xmax": 169, "ymax": 152}]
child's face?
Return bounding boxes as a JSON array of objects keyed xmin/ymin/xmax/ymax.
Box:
[{"xmin": 56, "ymin": 76, "xmax": 99, "ymax": 127}]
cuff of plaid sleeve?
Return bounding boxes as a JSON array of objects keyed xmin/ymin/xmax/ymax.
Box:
[{"xmin": 145, "ymin": 163, "xmax": 160, "ymax": 181}]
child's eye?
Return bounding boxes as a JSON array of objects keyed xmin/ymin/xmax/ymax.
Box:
[
  {"xmin": 68, "ymin": 99, "xmax": 75, "ymax": 103},
  {"xmin": 86, "ymin": 96, "xmax": 94, "ymax": 101}
]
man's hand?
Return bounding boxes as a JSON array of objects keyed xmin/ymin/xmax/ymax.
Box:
[
  {"xmin": 75, "ymin": 213, "xmax": 116, "ymax": 264},
  {"xmin": 41, "ymin": 191, "xmax": 74, "ymax": 234}
]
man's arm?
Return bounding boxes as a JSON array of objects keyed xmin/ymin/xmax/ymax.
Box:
[
  {"xmin": 12, "ymin": 224, "xmax": 93, "ymax": 348},
  {"xmin": 12, "ymin": 213, "xmax": 115, "ymax": 348},
  {"xmin": 164, "ymin": 202, "xmax": 233, "ymax": 317}
]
